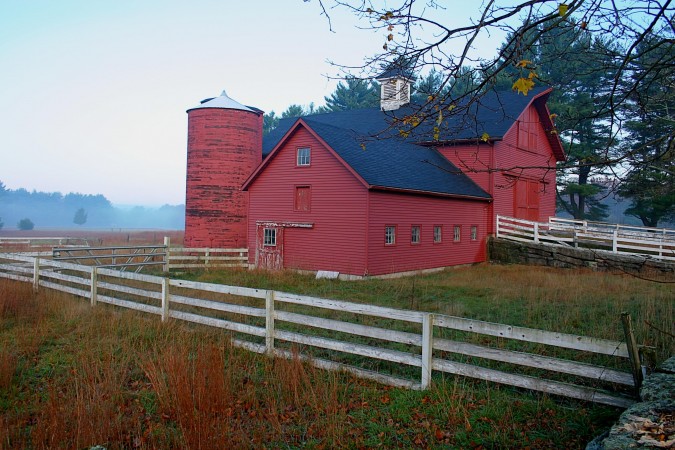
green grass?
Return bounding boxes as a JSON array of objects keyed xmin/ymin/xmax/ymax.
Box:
[{"xmin": 1, "ymin": 263, "xmax": 673, "ymax": 448}]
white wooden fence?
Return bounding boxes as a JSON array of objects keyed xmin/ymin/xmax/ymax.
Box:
[
  {"xmin": 50, "ymin": 237, "xmax": 248, "ymax": 272},
  {"xmin": 497, "ymin": 215, "xmax": 675, "ymax": 261},
  {"xmin": 0, "ymin": 252, "xmax": 638, "ymax": 408}
]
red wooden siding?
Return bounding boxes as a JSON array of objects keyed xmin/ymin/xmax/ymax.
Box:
[
  {"xmin": 438, "ymin": 102, "xmax": 558, "ymax": 234},
  {"xmin": 184, "ymin": 108, "xmax": 262, "ymax": 248},
  {"xmin": 366, "ymin": 191, "xmax": 489, "ymax": 276},
  {"xmin": 437, "ymin": 143, "xmax": 492, "ymax": 193},
  {"xmin": 494, "ymin": 103, "xmax": 558, "ymax": 225},
  {"xmin": 246, "ymin": 126, "xmax": 369, "ymax": 276}
]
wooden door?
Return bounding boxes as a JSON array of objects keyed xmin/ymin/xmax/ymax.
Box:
[
  {"xmin": 515, "ymin": 179, "xmax": 540, "ymax": 221},
  {"xmin": 256, "ymin": 224, "xmax": 283, "ymax": 270}
]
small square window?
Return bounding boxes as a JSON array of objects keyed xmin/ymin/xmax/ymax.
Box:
[
  {"xmin": 385, "ymin": 226, "xmax": 396, "ymax": 245},
  {"xmin": 263, "ymin": 228, "xmax": 277, "ymax": 246},
  {"xmin": 454, "ymin": 225, "xmax": 461, "ymax": 242},
  {"xmin": 297, "ymin": 148, "xmax": 311, "ymax": 166},
  {"xmin": 411, "ymin": 226, "xmax": 420, "ymax": 244},
  {"xmin": 471, "ymin": 225, "xmax": 478, "ymax": 241},
  {"xmin": 433, "ymin": 225, "xmax": 442, "ymax": 243}
]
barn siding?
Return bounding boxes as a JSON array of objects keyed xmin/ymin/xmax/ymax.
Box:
[
  {"xmin": 437, "ymin": 143, "xmax": 492, "ymax": 193},
  {"xmin": 494, "ymin": 104, "xmax": 558, "ymax": 225},
  {"xmin": 438, "ymin": 103, "xmax": 558, "ymax": 235},
  {"xmin": 366, "ymin": 191, "xmax": 489, "ymax": 276},
  {"xmin": 247, "ymin": 126, "xmax": 369, "ymax": 276}
]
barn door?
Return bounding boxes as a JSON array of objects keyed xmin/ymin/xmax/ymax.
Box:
[
  {"xmin": 256, "ymin": 224, "xmax": 283, "ymax": 270},
  {"xmin": 515, "ymin": 179, "xmax": 541, "ymax": 221}
]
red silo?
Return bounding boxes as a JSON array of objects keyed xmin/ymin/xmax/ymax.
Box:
[{"xmin": 184, "ymin": 90, "xmax": 263, "ymax": 248}]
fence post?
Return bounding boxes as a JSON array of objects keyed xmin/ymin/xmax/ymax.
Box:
[
  {"xmin": 421, "ymin": 313, "xmax": 434, "ymax": 389},
  {"xmin": 90, "ymin": 267, "xmax": 98, "ymax": 306},
  {"xmin": 32, "ymin": 258, "xmax": 40, "ymax": 293},
  {"xmin": 266, "ymin": 290, "xmax": 275, "ymax": 355},
  {"xmin": 621, "ymin": 312, "xmax": 643, "ymax": 397},
  {"xmin": 163, "ymin": 236, "xmax": 170, "ymax": 273},
  {"xmin": 533, "ymin": 222, "xmax": 540, "ymax": 243},
  {"xmin": 161, "ymin": 278, "xmax": 170, "ymax": 322},
  {"xmin": 205, "ymin": 249, "xmax": 210, "ymax": 267},
  {"xmin": 495, "ymin": 215, "xmax": 501, "ymax": 238},
  {"xmin": 612, "ymin": 230, "xmax": 618, "ymax": 253}
]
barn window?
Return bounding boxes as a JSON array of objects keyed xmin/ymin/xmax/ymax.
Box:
[
  {"xmin": 411, "ymin": 226, "xmax": 420, "ymax": 244},
  {"xmin": 434, "ymin": 225, "xmax": 442, "ymax": 243},
  {"xmin": 263, "ymin": 228, "xmax": 277, "ymax": 246},
  {"xmin": 297, "ymin": 147, "xmax": 311, "ymax": 166},
  {"xmin": 471, "ymin": 225, "xmax": 478, "ymax": 241},
  {"xmin": 453, "ymin": 225, "xmax": 461, "ymax": 242},
  {"xmin": 385, "ymin": 226, "xmax": 396, "ymax": 245},
  {"xmin": 294, "ymin": 186, "xmax": 311, "ymax": 211}
]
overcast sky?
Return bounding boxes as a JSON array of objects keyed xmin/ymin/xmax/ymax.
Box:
[{"xmin": 0, "ymin": 1, "xmax": 495, "ymax": 206}]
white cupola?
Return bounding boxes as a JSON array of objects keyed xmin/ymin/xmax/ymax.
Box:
[{"xmin": 376, "ymin": 68, "xmax": 413, "ymax": 111}]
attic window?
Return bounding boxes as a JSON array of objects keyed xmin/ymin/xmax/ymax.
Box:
[{"xmin": 297, "ymin": 148, "xmax": 311, "ymax": 166}]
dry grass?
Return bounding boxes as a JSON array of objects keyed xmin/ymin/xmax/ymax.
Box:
[{"xmin": 0, "ymin": 275, "xmax": 623, "ymax": 449}]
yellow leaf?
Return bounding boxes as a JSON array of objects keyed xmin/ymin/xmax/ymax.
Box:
[
  {"xmin": 387, "ymin": 24, "xmax": 394, "ymax": 31},
  {"xmin": 516, "ymin": 59, "xmax": 532, "ymax": 68},
  {"xmin": 558, "ymin": 3, "xmax": 568, "ymax": 16},
  {"xmin": 481, "ymin": 132, "xmax": 490, "ymax": 142},
  {"xmin": 436, "ymin": 110, "xmax": 443, "ymax": 125},
  {"xmin": 399, "ymin": 129, "xmax": 410, "ymax": 138},
  {"xmin": 447, "ymin": 104, "xmax": 456, "ymax": 112},
  {"xmin": 433, "ymin": 126, "xmax": 440, "ymax": 141},
  {"xmin": 512, "ymin": 77, "xmax": 535, "ymax": 95},
  {"xmin": 387, "ymin": 33, "xmax": 394, "ymax": 41},
  {"xmin": 527, "ymin": 71, "xmax": 538, "ymax": 79},
  {"xmin": 360, "ymin": 142, "xmax": 367, "ymax": 150}
]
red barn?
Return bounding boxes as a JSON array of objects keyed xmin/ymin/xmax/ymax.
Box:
[{"xmin": 185, "ymin": 75, "xmax": 564, "ymax": 278}]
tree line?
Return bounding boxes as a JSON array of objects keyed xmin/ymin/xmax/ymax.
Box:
[{"xmin": 0, "ymin": 181, "xmax": 184, "ymax": 230}]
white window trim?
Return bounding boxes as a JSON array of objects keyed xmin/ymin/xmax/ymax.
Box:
[
  {"xmin": 297, "ymin": 147, "xmax": 311, "ymax": 166},
  {"xmin": 263, "ymin": 228, "xmax": 277, "ymax": 246}
]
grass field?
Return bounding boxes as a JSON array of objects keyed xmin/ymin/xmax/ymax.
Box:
[{"xmin": 1, "ymin": 262, "xmax": 673, "ymax": 449}]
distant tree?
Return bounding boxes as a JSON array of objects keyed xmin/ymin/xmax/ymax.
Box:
[
  {"xmin": 281, "ymin": 104, "xmax": 307, "ymax": 118},
  {"xmin": 73, "ymin": 208, "xmax": 88, "ymax": 226},
  {"xmin": 17, "ymin": 218, "xmax": 34, "ymax": 230},
  {"xmin": 0, "ymin": 180, "xmax": 7, "ymax": 196},
  {"xmin": 263, "ymin": 111, "xmax": 279, "ymax": 135},
  {"xmin": 0, "ymin": 217, "xmax": 4, "ymax": 230},
  {"xmin": 323, "ymin": 77, "xmax": 379, "ymax": 111}
]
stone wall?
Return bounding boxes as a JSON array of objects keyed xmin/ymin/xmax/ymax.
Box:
[
  {"xmin": 489, "ymin": 237, "xmax": 675, "ymax": 276},
  {"xmin": 586, "ymin": 357, "xmax": 674, "ymax": 449}
]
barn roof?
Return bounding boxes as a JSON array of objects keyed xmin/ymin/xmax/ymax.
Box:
[
  {"xmin": 264, "ymin": 87, "xmax": 562, "ymax": 155},
  {"xmin": 253, "ymin": 87, "xmax": 563, "ymax": 198}
]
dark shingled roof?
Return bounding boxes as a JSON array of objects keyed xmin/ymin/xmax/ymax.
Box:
[{"xmin": 260, "ymin": 87, "xmax": 553, "ymax": 199}]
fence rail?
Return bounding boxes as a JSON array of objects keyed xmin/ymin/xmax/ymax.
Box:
[
  {"xmin": 47, "ymin": 237, "xmax": 249, "ymax": 272},
  {"xmin": 497, "ymin": 215, "xmax": 675, "ymax": 261},
  {"xmin": 0, "ymin": 252, "xmax": 638, "ymax": 408}
]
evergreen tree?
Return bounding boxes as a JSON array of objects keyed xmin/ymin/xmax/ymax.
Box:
[
  {"xmin": 618, "ymin": 33, "xmax": 675, "ymax": 226},
  {"xmin": 323, "ymin": 77, "xmax": 379, "ymax": 111},
  {"xmin": 263, "ymin": 111, "xmax": 279, "ymax": 135},
  {"xmin": 281, "ymin": 104, "xmax": 307, "ymax": 118}
]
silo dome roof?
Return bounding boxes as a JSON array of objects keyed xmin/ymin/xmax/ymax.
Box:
[{"xmin": 187, "ymin": 90, "xmax": 255, "ymax": 112}]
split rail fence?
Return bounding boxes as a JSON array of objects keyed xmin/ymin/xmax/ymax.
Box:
[
  {"xmin": 497, "ymin": 215, "xmax": 675, "ymax": 261},
  {"xmin": 0, "ymin": 252, "xmax": 640, "ymax": 408}
]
